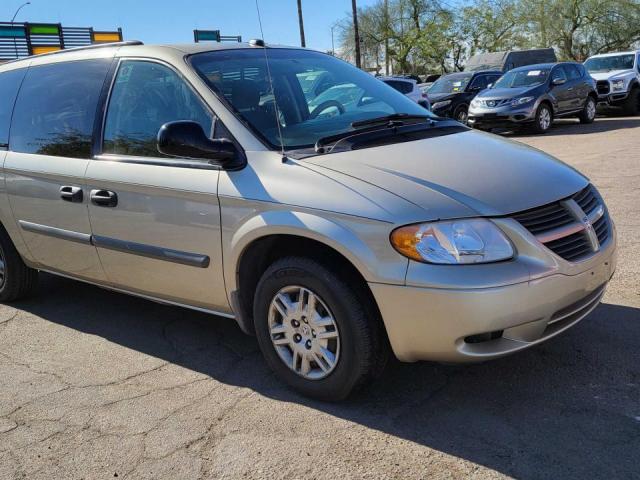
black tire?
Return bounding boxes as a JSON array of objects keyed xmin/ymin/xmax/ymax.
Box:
[
  {"xmin": 531, "ymin": 103, "xmax": 553, "ymax": 134},
  {"xmin": 579, "ymin": 96, "xmax": 597, "ymax": 124},
  {"xmin": 622, "ymin": 87, "xmax": 640, "ymax": 116},
  {"xmin": 0, "ymin": 225, "xmax": 38, "ymax": 302},
  {"xmin": 253, "ymin": 256, "xmax": 387, "ymax": 401},
  {"xmin": 453, "ymin": 105, "xmax": 468, "ymax": 124}
]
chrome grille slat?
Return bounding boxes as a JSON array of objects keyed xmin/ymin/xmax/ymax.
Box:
[{"xmin": 512, "ymin": 184, "xmax": 610, "ymax": 262}]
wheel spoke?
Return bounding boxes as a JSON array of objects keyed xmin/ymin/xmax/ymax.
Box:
[
  {"xmin": 291, "ymin": 349, "xmax": 301, "ymax": 371},
  {"xmin": 319, "ymin": 346, "xmax": 336, "ymax": 368},
  {"xmin": 312, "ymin": 351, "xmax": 328, "ymax": 372},
  {"xmin": 311, "ymin": 315, "xmax": 333, "ymax": 328},
  {"xmin": 316, "ymin": 330, "xmax": 338, "ymax": 340},
  {"xmin": 301, "ymin": 355, "xmax": 311, "ymax": 375},
  {"xmin": 274, "ymin": 293, "xmax": 293, "ymax": 317},
  {"xmin": 272, "ymin": 336, "xmax": 290, "ymax": 346}
]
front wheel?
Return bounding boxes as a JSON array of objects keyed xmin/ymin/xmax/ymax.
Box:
[
  {"xmin": 453, "ymin": 105, "xmax": 468, "ymax": 124},
  {"xmin": 622, "ymin": 88, "xmax": 640, "ymax": 116},
  {"xmin": 579, "ymin": 96, "xmax": 597, "ymax": 124},
  {"xmin": 0, "ymin": 225, "xmax": 38, "ymax": 302},
  {"xmin": 532, "ymin": 104, "xmax": 553, "ymax": 134},
  {"xmin": 254, "ymin": 257, "xmax": 387, "ymax": 401}
]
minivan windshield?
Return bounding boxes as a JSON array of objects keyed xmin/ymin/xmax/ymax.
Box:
[
  {"xmin": 189, "ymin": 48, "xmax": 433, "ymax": 150},
  {"xmin": 493, "ymin": 68, "xmax": 550, "ymax": 88},
  {"xmin": 584, "ymin": 54, "xmax": 635, "ymax": 73}
]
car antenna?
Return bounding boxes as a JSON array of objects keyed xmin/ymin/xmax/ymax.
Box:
[{"xmin": 254, "ymin": 0, "xmax": 288, "ymax": 163}]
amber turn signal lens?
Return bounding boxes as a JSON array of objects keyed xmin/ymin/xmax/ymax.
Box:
[{"xmin": 390, "ymin": 225, "xmax": 424, "ymax": 262}]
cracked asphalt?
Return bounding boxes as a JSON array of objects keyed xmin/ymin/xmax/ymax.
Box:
[{"xmin": 1, "ymin": 116, "xmax": 639, "ymax": 479}]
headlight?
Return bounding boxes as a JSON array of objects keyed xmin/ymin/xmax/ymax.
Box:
[
  {"xmin": 510, "ymin": 96, "xmax": 534, "ymax": 107},
  {"xmin": 470, "ymin": 98, "xmax": 482, "ymax": 107},
  {"xmin": 611, "ymin": 79, "xmax": 625, "ymax": 91},
  {"xmin": 390, "ymin": 219, "xmax": 514, "ymax": 264},
  {"xmin": 431, "ymin": 100, "xmax": 451, "ymax": 110}
]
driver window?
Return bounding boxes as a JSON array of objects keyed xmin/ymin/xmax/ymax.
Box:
[
  {"xmin": 103, "ymin": 60, "xmax": 213, "ymax": 158},
  {"xmin": 552, "ymin": 66, "xmax": 567, "ymax": 83},
  {"xmin": 469, "ymin": 75, "xmax": 488, "ymax": 90}
]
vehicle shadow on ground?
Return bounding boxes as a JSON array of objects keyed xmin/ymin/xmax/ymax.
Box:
[
  {"xmin": 500, "ymin": 116, "xmax": 640, "ymax": 137},
  {"xmin": 14, "ymin": 274, "xmax": 640, "ymax": 479}
]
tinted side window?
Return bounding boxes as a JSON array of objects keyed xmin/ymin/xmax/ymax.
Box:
[
  {"xmin": 384, "ymin": 80, "xmax": 412, "ymax": 94},
  {"xmin": 552, "ymin": 66, "xmax": 567, "ymax": 82},
  {"xmin": 469, "ymin": 75, "xmax": 488, "ymax": 90},
  {"xmin": 11, "ymin": 60, "xmax": 110, "ymax": 158},
  {"xmin": 0, "ymin": 68, "xmax": 26, "ymax": 147},
  {"xmin": 103, "ymin": 61, "xmax": 213, "ymax": 158},
  {"xmin": 565, "ymin": 64, "xmax": 581, "ymax": 80}
]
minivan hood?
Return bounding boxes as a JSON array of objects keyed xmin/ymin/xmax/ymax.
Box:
[
  {"xmin": 589, "ymin": 69, "xmax": 633, "ymax": 81},
  {"xmin": 303, "ymin": 130, "xmax": 587, "ymax": 220}
]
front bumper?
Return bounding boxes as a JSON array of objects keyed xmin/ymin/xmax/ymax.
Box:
[
  {"xmin": 467, "ymin": 102, "xmax": 537, "ymax": 128},
  {"xmin": 370, "ymin": 223, "xmax": 617, "ymax": 363}
]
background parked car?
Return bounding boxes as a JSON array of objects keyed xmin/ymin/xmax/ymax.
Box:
[
  {"xmin": 468, "ymin": 62, "xmax": 597, "ymax": 133},
  {"xmin": 426, "ymin": 70, "xmax": 502, "ymax": 122},
  {"xmin": 584, "ymin": 50, "xmax": 640, "ymax": 115},
  {"xmin": 465, "ymin": 48, "xmax": 557, "ymax": 72},
  {"xmin": 379, "ymin": 76, "xmax": 430, "ymax": 109}
]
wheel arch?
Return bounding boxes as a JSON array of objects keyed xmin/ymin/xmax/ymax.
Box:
[{"xmin": 226, "ymin": 211, "xmax": 398, "ymax": 337}]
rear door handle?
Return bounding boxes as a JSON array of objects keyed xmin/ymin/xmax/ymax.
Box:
[
  {"xmin": 59, "ymin": 186, "xmax": 83, "ymax": 203},
  {"xmin": 90, "ymin": 189, "xmax": 118, "ymax": 207}
]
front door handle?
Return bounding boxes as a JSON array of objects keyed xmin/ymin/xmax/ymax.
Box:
[
  {"xmin": 90, "ymin": 189, "xmax": 118, "ymax": 207},
  {"xmin": 60, "ymin": 186, "xmax": 83, "ymax": 203}
]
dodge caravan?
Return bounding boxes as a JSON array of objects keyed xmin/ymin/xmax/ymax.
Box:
[{"xmin": 0, "ymin": 42, "xmax": 616, "ymax": 400}]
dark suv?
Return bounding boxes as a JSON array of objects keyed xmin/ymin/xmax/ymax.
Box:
[
  {"xmin": 426, "ymin": 70, "xmax": 502, "ymax": 122},
  {"xmin": 467, "ymin": 62, "xmax": 598, "ymax": 133}
]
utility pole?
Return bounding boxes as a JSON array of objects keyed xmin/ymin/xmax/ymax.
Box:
[
  {"xmin": 297, "ymin": 0, "xmax": 306, "ymax": 47},
  {"xmin": 384, "ymin": 0, "xmax": 389, "ymax": 75},
  {"xmin": 351, "ymin": 0, "xmax": 361, "ymax": 68}
]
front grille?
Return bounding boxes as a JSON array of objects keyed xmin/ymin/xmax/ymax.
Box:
[
  {"xmin": 512, "ymin": 185, "xmax": 610, "ymax": 262},
  {"xmin": 596, "ymin": 80, "xmax": 610, "ymax": 95}
]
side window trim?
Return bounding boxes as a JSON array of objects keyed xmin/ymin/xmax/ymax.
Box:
[{"xmin": 95, "ymin": 57, "xmax": 243, "ymax": 169}]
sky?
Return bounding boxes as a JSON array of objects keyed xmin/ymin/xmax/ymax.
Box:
[{"xmin": 3, "ymin": 0, "xmax": 379, "ymax": 52}]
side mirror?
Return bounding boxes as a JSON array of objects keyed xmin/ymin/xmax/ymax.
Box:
[
  {"xmin": 157, "ymin": 121, "xmax": 242, "ymax": 167},
  {"xmin": 487, "ymin": 83, "xmax": 494, "ymax": 89},
  {"xmin": 552, "ymin": 77, "xmax": 566, "ymax": 86}
]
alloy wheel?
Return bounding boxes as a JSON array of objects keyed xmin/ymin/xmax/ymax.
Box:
[
  {"xmin": 268, "ymin": 286, "xmax": 340, "ymax": 380},
  {"xmin": 539, "ymin": 107, "xmax": 551, "ymax": 130},
  {"xmin": 586, "ymin": 99, "xmax": 596, "ymax": 120}
]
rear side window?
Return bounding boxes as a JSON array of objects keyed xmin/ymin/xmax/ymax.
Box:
[
  {"xmin": 0, "ymin": 68, "xmax": 26, "ymax": 147},
  {"xmin": 103, "ymin": 60, "xmax": 213, "ymax": 158},
  {"xmin": 383, "ymin": 80, "xmax": 413, "ymax": 94},
  {"xmin": 11, "ymin": 59, "xmax": 110, "ymax": 158},
  {"xmin": 565, "ymin": 64, "xmax": 581, "ymax": 80}
]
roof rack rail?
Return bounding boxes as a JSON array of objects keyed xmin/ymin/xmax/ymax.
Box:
[{"xmin": 5, "ymin": 40, "xmax": 144, "ymax": 63}]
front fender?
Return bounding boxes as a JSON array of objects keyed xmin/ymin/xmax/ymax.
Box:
[{"xmin": 223, "ymin": 208, "xmax": 408, "ymax": 296}]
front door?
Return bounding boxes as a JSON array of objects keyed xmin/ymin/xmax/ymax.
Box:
[
  {"xmin": 4, "ymin": 59, "xmax": 112, "ymax": 281},
  {"xmin": 85, "ymin": 59, "xmax": 229, "ymax": 312},
  {"xmin": 550, "ymin": 65, "xmax": 573, "ymax": 113}
]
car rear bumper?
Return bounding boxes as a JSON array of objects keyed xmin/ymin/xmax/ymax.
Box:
[{"xmin": 369, "ymin": 238, "xmax": 617, "ymax": 363}]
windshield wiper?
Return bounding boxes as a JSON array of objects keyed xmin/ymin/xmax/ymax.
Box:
[
  {"xmin": 314, "ymin": 116, "xmax": 462, "ymax": 154},
  {"xmin": 351, "ymin": 113, "xmax": 431, "ymax": 128}
]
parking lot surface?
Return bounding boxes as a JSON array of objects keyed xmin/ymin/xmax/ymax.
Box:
[{"xmin": 1, "ymin": 117, "xmax": 639, "ymax": 479}]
